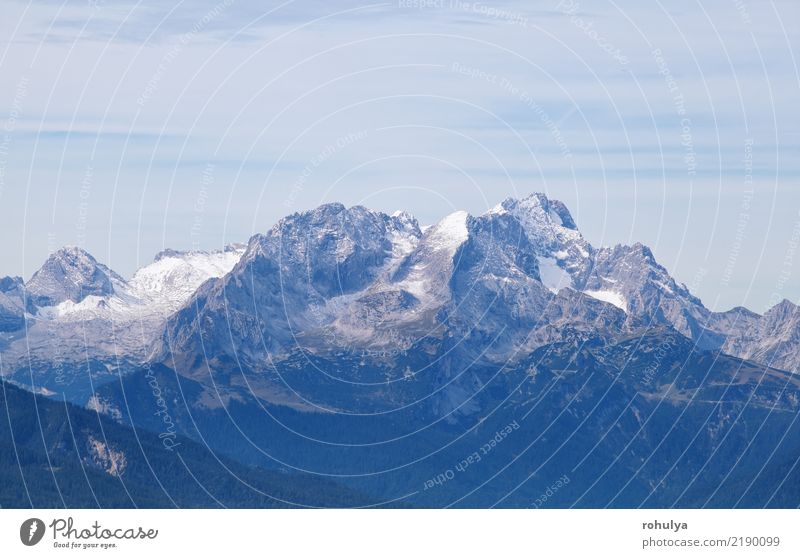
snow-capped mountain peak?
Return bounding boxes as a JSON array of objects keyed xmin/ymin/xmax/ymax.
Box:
[
  {"xmin": 26, "ymin": 246, "xmax": 123, "ymax": 307},
  {"xmin": 129, "ymin": 244, "xmax": 245, "ymax": 311},
  {"xmin": 427, "ymin": 210, "xmax": 470, "ymax": 252},
  {"xmin": 7, "ymin": 192, "xmax": 800, "ymax": 405},
  {"xmin": 387, "ymin": 210, "xmax": 470, "ymax": 304},
  {"xmin": 503, "ymin": 192, "xmax": 578, "ymax": 228},
  {"xmin": 486, "ymin": 194, "xmax": 592, "ymax": 292},
  {"xmin": 505, "ymin": 195, "xmax": 585, "ymax": 252},
  {"xmin": 0, "ymin": 244, "xmax": 247, "ymax": 379}
]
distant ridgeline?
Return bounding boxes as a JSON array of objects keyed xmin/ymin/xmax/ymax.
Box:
[{"xmin": 2, "ymin": 194, "xmax": 800, "ymax": 508}]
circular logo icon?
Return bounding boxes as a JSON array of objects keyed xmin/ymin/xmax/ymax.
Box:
[{"xmin": 20, "ymin": 518, "xmax": 45, "ymax": 546}]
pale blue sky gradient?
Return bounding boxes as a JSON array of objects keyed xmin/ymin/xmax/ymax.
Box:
[{"xmin": 0, "ymin": 0, "xmax": 798, "ymax": 312}]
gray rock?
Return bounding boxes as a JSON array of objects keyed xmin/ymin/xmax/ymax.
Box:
[
  {"xmin": 0, "ymin": 276, "xmax": 27, "ymax": 332},
  {"xmin": 25, "ymin": 246, "xmax": 122, "ymax": 307}
]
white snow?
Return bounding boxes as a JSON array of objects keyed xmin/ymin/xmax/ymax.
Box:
[
  {"xmin": 488, "ymin": 202, "xmax": 507, "ymax": 215},
  {"xmin": 652, "ymin": 279, "xmax": 675, "ymax": 295},
  {"xmin": 38, "ymin": 294, "xmax": 134, "ymax": 320},
  {"xmin": 34, "ymin": 246, "xmax": 245, "ymax": 323},
  {"xmin": 129, "ymin": 248, "xmax": 243, "ymax": 310},
  {"xmin": 400, "ymin": 278, "xmax": 429, "ymax": 299},
  {"xmin": 387, "ymin": 226, "xmax": 419, "ymax": 262},
  {"xmin": 391, "ymin": 212, "xmax": 469, "ymax": 306},
  {"xmin": 583, "ymin": 289, "xmax": 627, "ymax": 313},
  {"xmin": 548, "ymin": 208, "xmax": 564, "ymax": 226},
  {"xmin": 538, "ymin": 256, "xmax": 572, "ymax": 293},
  {"xmin": 429, "ymin": 211, "xmax": 469, "ymax": 250},
  {"xmin": 501, "ymin": 194, "xmax": 587, "ymax": 255}
]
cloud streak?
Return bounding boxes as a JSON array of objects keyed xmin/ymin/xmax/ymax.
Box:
[{"xmin": 0, "ymin": 0, "xmax": 798, "ymax": 311}]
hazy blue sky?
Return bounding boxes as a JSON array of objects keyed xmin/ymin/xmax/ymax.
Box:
[{"xmin": 0, "ymin": 0, "xmax": 798, "ymax": 312}]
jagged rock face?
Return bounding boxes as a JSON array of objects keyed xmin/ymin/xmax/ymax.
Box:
[
  {"xmin": 85, "ymin": 435, "xmax": 127, "ymax": 477},
  {"xmin": 155, "ymin": 204, "xmax": 424, "ymax": 372},
  {"xmin": 446, "ymin": 211, "xmax": 549, "ymax": 353},
  {"xmin": 154, "ymin": 193, "xmax": 800, "ymax": 388},
  {"xmin": 25, "ymin": 247, "xmax": 121, "ymax": 307},
  {"xmin": 8, "ymin": 195, "xmax": 800, "ymax": 509},
  {"xmin": 495, "ymin": 193, "xmax": 593, "ymax": 282},
  {"xmin": 151, "ymin": 197, "xmax": 636, "ymax": 421},
  {"xmin": 6, "ymin": 192, "xmax": 800, "ymax": 408},
  {"xmin": 257, "ymin": 203, "xmax": 399, "ymax": 297},
  {"xmin": 0, "ymin": 245, "xmax": 245, "ymax": 398},
  {"xmin": 391, "ymin": 210, "xmax": 467, "ymax": 305},
  {"xmin": 0, "ymin": 276, "xmax": 27, "ymax": 332},
  {"xmin": 580, "ymin": 243, "xmax": 719, "ymax": 345},
  {"xmin": 722, "ymin": 300, "xmax": 800, "ymax": 373},
  {"xmin": 486, "ymin": 198, "xmax": 729, "ymax": 350},
  {"xmin": 156, "ymin": 196, "xmax": 626, "ymax": 381}
]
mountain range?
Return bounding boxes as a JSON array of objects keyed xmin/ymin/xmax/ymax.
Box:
[
  {"xmin": 2, "ymin": 192, "xmax": 800, "ymax": 508},
  {"xmin": 0, "ymin": 244, "xmax": 244, "ymax": 399}
]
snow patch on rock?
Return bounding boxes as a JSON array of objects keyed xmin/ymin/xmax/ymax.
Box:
[
  {"xmin": 429, "ymin": 211, "xmax": 469, "ymax": 251},
  {"xmin": 584, "ymin": 289, "xmax": 627, "ymax": 313},
  {"xmin": 538, "ymin": 257, "xmax": 572, "ymax": 293}
]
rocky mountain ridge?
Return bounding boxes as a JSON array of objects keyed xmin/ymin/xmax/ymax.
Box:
[{"xmin": 2, "ymin": 193, "xmax": 798, "ymax": 402}]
